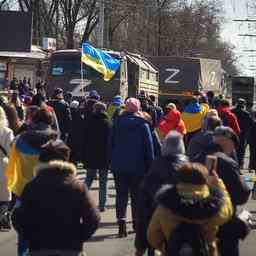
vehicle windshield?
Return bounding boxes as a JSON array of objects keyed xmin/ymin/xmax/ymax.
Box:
[{"xmin": 50, "ymin": 55, "xmax": 120, "ymax": 80}]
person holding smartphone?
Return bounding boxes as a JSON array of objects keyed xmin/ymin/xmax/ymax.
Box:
[{"xmin": 193, "ymin": 126, "xmax": 251, "ymax": 256}]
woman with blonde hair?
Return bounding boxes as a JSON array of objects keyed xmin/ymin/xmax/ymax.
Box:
[{"xmin": 0, "ymin": 106, "xmax": 14, "ymax": 230}]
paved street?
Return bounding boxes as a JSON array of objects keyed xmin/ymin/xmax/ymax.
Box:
[
  {"xmin": 1, "ymin": 168, "xmax": 256, "ymax": 256},
  {"xmin": 0, "ymin": 171, "xmax": 136, "ymax": 256}
]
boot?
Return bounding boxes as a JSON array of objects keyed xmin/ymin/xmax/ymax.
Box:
[
  {"xmin": 118, "ymin": 220, "xmax": 127, "ymax": 238},
  {"xmin": 0, "ymin": 211, "xmax": 11, "ymax": 231}
]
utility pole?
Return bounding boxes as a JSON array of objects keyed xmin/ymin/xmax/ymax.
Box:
[{"xmin": 98, "ymin": 0, "xmax": 104, "ymax": 48}]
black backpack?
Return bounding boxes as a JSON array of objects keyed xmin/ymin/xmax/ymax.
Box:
[{"xmin": 167, "ymin": 223, "xmax": 210, "ymax": 256}]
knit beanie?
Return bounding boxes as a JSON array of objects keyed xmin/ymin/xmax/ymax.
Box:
[
  {"xmin": 112, "ymin": 95, "xmax": 123, "ymax": 106},
  {"xmin": 89, "ymin": 90, "xmax": 100, "ymax": 100},
  {"xmin": 161, "ymin": 131, "xmax": 185, "ymax": 156},
  {"xmin": 125, "ymin": 98, "xmax": 141, "ymax": 113}
]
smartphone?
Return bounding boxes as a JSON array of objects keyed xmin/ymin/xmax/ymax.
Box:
[{"xmin": 205, "ymin": 155, "xmax": 218, "ymax": 175}]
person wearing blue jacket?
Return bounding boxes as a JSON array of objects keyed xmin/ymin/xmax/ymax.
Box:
[{"xmin": 110, "ymin": 98, "xmax": 154, "ymax": 238}]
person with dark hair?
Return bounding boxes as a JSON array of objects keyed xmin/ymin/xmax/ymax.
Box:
[
  {"xmin": 218, "ymin": 99, "xmax": 240, "ymax": 135},
  {"xmin": 12, "ymin": 140, "xmax": 100, "ymax": 256},
  {"xmin": 187, "ymin": 115, "xmax": 222, "ymax": 159},
  {"xmin": 64, "ymin": 91, "xmax": 73, "ymax": 105},
  {"xmin": 39, "ymin": 139, "xmax": 71, "ymax": 162},
  {"xmin": 17, "ymin": 106, "xmax": 40, "ymax": 134},
  {"xmin": 49, "ymin": 88, "xmax": 72, "ymax": 141},
  {"xmin": 231, "ymin": 98, "xmax": 253, "ymax": 168},
  {"xmin": 149, "ymin": 95, "xmax": 163, "ymax": 124},
  {"xmin": 0, "ymin": 96, "xmax": 21, "ymax": 135},
  {"xmin": 5, "ymin": 108, "xmax": 58, "ymax": 256},
  {"xmin": 193, "ymin": 126, "xmax": 251, "ymax": 256},
  {"xmin": 31, "ymin": 93, "xmax": 60, "ymax": 136},
  {"xmin": 206, "ymin": 91, "xmax": 215, "ymax": 107},
  {"xmin": 10, "ymin": 77, "xmax": 18, "ymax": 91},
  {"xmin": 83, "ymin": 97, "xmax": 98, "ymax": 120},
  {"xmin": 140, "ymin": 111, "xmax": 162, "ymax": 158},
  {"xmin": 138, "ymin": 94, "xmax": 158, "ymax": 128},
  {"xmin": 147, "ymin": 163, "xmax": 233, "ymax": 256},
  {"xmin": 135, "ymin": 131, "xmax": 188, "ymax": 256},
  {"xmin": 10, "ymin": 93, "xmax": 24, "ymax": 121},
  {"xmin": 31, "ymin": 93, "xmax": 46, "ymax": 107},
  {"xmin": 82, "ymin": 102, "xmax": 112, "ymax": 212}
]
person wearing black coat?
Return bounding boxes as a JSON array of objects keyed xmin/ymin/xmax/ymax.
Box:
[
  {"xmin": 192, "ymin": 126, "xmax": 251, "ymax": 256},
  {"xmin": 249, "ymin": 110, "xmax": 256, "ymax": 171},
  {"xmin": 232, "ymin": 99, "xmax": 253, "ymax": 168},
  {"xmin": 69, "ymin": 101, "xmax": 84, "ymax": 164},
  {"xmin": 82, "ymin": 102, "xmax": 112, "ymax": 212},
  {"xmin": 135, "ymin": 131, "xmax": 188, "ymax": 256},
  {"xmin": 12, "ymin": 155, "xmax": 100, "ymax": 255},
  {"xmin": 49, "ymin": 88, "xmax": 72, "ymax": 142}
]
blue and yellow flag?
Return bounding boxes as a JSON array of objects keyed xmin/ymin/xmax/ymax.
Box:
[{"xmin": 81, "ymin": 42, "xmax": 121, "ymax": 81}]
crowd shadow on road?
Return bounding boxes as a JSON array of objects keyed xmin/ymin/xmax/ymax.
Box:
[
  {"xmin": 99, "ymin": 221, "xmax": 132, "ymax": 229},
  {"xmin": 89, "ymin": 234, "xmax": 118, "ymax": 242}
]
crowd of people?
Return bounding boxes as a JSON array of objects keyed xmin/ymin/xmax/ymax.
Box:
[{"xmin": 0, "ymin": 85, "xmax": 255, "ymax": 256}]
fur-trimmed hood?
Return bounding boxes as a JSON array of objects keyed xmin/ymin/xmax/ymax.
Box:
[
  {"xmin": 156, "ymin": 184, "xmax": 224, "ymax": 220},
  {"xmin": 35, "ymin": 160, "xmax": 77, "ymax": 176}
]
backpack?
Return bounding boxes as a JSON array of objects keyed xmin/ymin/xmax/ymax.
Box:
[{"xmin": 167, "ymin": 223, "xmax": 210, "ymax": 256}]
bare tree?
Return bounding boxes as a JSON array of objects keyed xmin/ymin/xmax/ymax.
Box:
[
  {"xmin": 0, "ymin": 0, "xmax": 17, "ymax": 9},
  {"xmin": 0, "ymin": 0, "xmax": 8, "ymax": 9},
  {"xmin": 59, "ymin": 0, "xmax": 99, "ymax": 48}
]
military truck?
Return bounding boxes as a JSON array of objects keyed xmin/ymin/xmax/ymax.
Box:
[
  {"xmin": 148, "ymin": 56, "xmax": 224, "ymax": 106},
  {"xmin": 231, "ymin": 76, "xmax": 255, "ymax": 107},
  {"xmin": 46, "ymin": 49, "xmax": 159, "ymax": 102}
]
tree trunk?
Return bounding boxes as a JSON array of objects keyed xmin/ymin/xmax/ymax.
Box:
[{"xmin": 66, "ymin": 29, "xmax": 75, "ymax": 49}]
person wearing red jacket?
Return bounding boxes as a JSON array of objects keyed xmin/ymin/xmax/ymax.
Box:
[
  {"xmin": 157, "ymin": 103, "xmax": 186, "ymax": 140},
  {"xmin": 217, "ymin": 100, "xmax": 240, "ymax": 135}
]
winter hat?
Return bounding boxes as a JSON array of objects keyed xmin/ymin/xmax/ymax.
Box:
[
  {"xmin": 112, "ymin": 95, "xmax": 123, "ymax": 106},
  {"xmin": 125, "ymin": 98, "xmax": 141, "ymax": 113},
  {"xmin": 39, "ymin": 139, "xmax": 71, "ymax": 162},
  {"xmin": 93, "ymin": 102, "xmax": 107, "ymax": 113},
  {"xmin": 177, "ymin": 163, "xmax": 208, "ymax": 185},
  {"xmin": 176, "ymin": 163, "xmax": 210, "ymax": 199},
  {"xmin": 70, "ymin": 100, "xmax": 79, "ymax": 108},
  {"xmin": 161, "ymin": 131, "xmax": 185, "ymax": 156},
  {"xmin": 89, "ymin": 90, "xmax": 100, "ymax": 100}
]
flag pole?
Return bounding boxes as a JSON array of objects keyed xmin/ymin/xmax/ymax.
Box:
[{"xmin": 81, "ymin": 47, "xmax": 84, "ymax": 96}]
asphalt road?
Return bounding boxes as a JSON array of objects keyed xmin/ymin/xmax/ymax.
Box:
[
  {"xmin": 1, "ymin": 169, "xmax": 256, "ymax": 256},
  {"xmin": 0, "ymin": 172, "xmax": 136, "ymax": 256}
]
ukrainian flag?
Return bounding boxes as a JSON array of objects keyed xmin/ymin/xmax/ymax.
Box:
[{"xmin": 81, "ymin": 42, "xmax": 121, "ymax": 81}]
